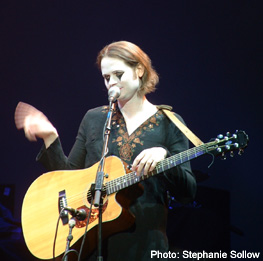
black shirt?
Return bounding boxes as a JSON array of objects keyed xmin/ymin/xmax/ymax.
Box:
[{"xmin": 37, "ymin": 105, "xmax": 196, "ymax": 260}]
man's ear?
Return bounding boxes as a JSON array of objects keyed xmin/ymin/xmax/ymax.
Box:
[{"xmin": 136, "ymin": 63, "xmax": 145, "ymax": 78}]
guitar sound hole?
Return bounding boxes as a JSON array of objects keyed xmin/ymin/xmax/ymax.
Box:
[{"xmin": 74, "ymin": 185, "xmax": 108, "ymax": 228}]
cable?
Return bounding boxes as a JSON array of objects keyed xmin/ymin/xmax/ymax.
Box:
[
  {"xmin": 53, "ymin": 208, "xmax": 65, "ymax": 260},
  {"xmin": 78, "ymin": 197, "xmax": 94, "ymax": 261},
  {"xmin": 62, "ymin": 249, "xmax": 79, "ymax": 260}
]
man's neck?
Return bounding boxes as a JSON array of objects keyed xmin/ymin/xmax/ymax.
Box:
[{"xmin": 118, "ymin": 96, "xmax": 150, "ymax": 118}]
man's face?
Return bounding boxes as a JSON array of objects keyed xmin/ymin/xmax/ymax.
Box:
[{"xmin": 101, "ymin": 57, "xmax": 141, "ymax": 102}]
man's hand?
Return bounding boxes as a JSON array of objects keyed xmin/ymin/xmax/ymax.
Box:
[
  {"xmin": 15, "ymin": 102, "xmax": 58, "ymax": 148},
  {"xmin": 131, "ymin": 147, "xmax": 167, "ymax": 176}
]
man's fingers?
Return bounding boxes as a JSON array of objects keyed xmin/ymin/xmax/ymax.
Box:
[
  {"xmin": 132, "ymin": 147, "xmax": 167, "ymax": 176},
  {"xmin": 133, "ymin": 153, "xmax": 152, "ymax": 176},
  {"xmin": 132, "ymin": 151, "xmax": 146, "ymax": 171}
]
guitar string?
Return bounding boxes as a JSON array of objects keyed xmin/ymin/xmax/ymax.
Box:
[
  {"xmin": 59, "ymin": 136, "xmax": 235, "ymax": 207},
  {"xmin": 64, "ymin": 138, "xmax": 231, "ymax": 205},
  {"xmin": 64, "ymin": 143, "xmax": 211, "ymax": 204},
  {"xmin": 103, "ymin": 139, "xmax": 221, "ymax": 194},
  {"xmin": 63, "ymin": 142, "xmax": 213, "ymax": 206}
]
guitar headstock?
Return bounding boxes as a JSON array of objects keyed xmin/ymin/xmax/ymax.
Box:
[{"xmin": 208, "ymin": 130, "xmax": 249, "ymax": 158}]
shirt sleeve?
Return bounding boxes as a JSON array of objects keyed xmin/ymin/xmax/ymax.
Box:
[{"xmin": 36, "ymin": 113, "xmax": 88, "ymax": 171}]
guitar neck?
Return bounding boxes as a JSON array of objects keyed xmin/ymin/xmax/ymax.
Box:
[{"xmin": 106, "ymin": 141, "xmax": 214, "ymax": 195}]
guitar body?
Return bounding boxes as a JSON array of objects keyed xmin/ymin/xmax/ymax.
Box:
[{"xmin": 21, "ymin": 156, "xmax": 141, "ymax": 260}]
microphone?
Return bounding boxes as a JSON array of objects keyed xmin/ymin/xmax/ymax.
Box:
[
  {"xmin": 108, "ymin": 86, "xmax": 120, "ymax": 102},
  {"xmin": 64, "ymin": 207, "xmax": 87, "ymax": 221}
]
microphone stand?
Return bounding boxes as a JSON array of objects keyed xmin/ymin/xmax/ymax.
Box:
[
  {"xmin": 94, "ymin": 99, "xmax": 116, "ymax": 261},
  {"xmin": 63, "ymin": 218, "xmax": 76, "ymax": 261}
]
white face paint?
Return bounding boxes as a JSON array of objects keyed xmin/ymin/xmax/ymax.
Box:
[{"xmin": 101, "ymin": 57, "xmax": 141, "ymax": 102}]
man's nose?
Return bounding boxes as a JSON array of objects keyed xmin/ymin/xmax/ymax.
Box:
[{"xmin": 108, "ymin": 75, "xmax": 118, "ymax": 86}]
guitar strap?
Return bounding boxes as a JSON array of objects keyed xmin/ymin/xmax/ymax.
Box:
[{"xmin": 158, "ymin": 105, "xmax": 203, "ymax": 147}]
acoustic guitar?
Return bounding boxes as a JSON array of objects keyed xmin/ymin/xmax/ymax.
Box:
[{"xmin": 21, "ymin": 130, "xmax": 248, "ymax": 260}]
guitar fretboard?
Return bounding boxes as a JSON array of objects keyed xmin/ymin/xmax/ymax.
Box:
[{"xmin": 105, "ymin": 142, "xmax": 215, "ymax": 195}]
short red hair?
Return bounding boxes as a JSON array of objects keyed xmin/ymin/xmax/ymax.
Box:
[{"xmin": 97, "ymin": 41, "xmax": 159, "ymax": 95}]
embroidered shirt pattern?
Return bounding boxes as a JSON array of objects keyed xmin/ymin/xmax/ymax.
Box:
[{"xmin": 111, "ymin": 110, "xmax": 163, "ymax": 162}]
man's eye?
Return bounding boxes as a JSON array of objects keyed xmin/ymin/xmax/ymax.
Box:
[
  {"xmin": 115, "ymin": 72, "xmax": 124, "ymax": 80},
  {"xmin": 104, "ymin": 75, "xmax": 110, "ymax": 82}
]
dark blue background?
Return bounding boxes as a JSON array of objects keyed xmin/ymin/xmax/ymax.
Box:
[{"xmin": 1, "ymin": 0, "xmax": 262, "ymax": 256}]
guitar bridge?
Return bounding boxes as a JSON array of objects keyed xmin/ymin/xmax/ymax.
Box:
[{"xmin": 58, "ymin": 190, "xmax": 68, "ymax": 225}]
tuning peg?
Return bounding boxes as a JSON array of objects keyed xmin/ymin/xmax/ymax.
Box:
[
  {"xmin": 238, "ymin": 149, "xmax": 244, "ymax": 155},
  {"xmin": 232, "ymin": 133, "xmax": 237, "ymax": 139},
  {"xmin": 217, "ymin": 134, "xmax": 224, "ymax": 139},
  {"xmin": 225, "ymin": 145, "xmax": 231, "ymax": 150},
  {"xmin": 216, "ymin": 147, "xmax": 222, "ymax": 153},
  {"xmin": 221, "ymin": 152, "xmax": 227, "ymax": 160}
]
